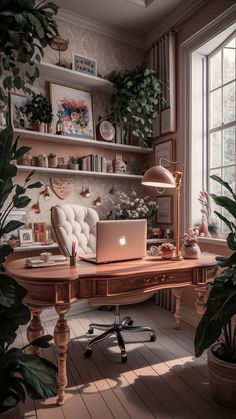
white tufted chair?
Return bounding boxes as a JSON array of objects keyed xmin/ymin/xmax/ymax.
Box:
[{"xmin": 51, "ymin": 204, "xmax": 156, "ymax": 362}]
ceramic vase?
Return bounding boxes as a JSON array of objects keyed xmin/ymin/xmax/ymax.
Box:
[
  {"xmin": 198, "ymin": 217, "xmax": 211, "ymax": 237},
  {"xmin": 161, "ymin": 250, "xmax": 174, "ymax": 260},
  {"xmin": 181, "ymin": 243, "xmax": 201, "ymax": 259}
]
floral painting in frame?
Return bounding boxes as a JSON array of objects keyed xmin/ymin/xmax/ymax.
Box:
[{"xmin": 50, "ymin": 83, "xmax": 94, "ymax": 139}]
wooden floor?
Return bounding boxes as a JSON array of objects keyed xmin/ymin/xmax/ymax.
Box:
[{"xmin": 17, "ymin": 300, "xmax": 236, "ymax": 419}]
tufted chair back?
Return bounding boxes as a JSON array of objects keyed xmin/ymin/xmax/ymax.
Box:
[{"xmin": 51, "ymin": 204, "xmax": 98, "ymax": 256}]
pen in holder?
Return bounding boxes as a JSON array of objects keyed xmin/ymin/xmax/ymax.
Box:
[
  {"xmin": 70, "ymin": 255, "xmax": 77, "ymax": 266},
  {"xmin": 65, "ymin": 241, "xmax": 77, "ymax": 267}
]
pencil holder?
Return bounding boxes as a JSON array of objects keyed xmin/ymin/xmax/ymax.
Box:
[{"xmin": 70, "ymin": 255, "xmax": 77, "ymax": 266}]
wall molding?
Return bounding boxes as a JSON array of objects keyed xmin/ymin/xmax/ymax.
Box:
[
  {"xmin": 57, "ymin": 8, "xmax": 145, "ymax": 49},
  {"xmin": 145, "ymin": 0, "xmax": 206, "ymax": 47}
]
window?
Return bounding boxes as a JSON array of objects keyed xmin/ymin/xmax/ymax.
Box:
[
  {"xmin": 207, "ymin": 32, "xmax": 236, "ymax": 232},
  {"xmin": 189, "ymin": 26, "xmax": 236, "ymax": 237}
]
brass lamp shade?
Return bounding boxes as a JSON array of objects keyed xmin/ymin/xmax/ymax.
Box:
[
  {"xmin": 142, "ymin": 165, "xmax": 176, "ymax": 188},
  {"xmin": 49, "ymin": 35, "xmax": 69, "ymax": 51}
]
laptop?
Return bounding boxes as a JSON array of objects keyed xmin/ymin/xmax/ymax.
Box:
[{"xmin": 80, "ymin": 219, "xmax": 147, "ymax": 264}]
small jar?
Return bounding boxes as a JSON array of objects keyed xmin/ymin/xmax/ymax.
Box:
[{"xmin": 38, "ymin": 154, "xmax": 44, "ymax": 167}]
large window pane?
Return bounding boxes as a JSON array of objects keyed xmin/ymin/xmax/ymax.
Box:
[
  {"xmin": 209, "ymin": 168, "xmax": 222, "ymax": 196},
  {"xmin": 210, "ymin": 88, "xmax": 222, "ymax": 128},
  {"xmin": 210, "ymin": 51, "xmax": 222, "ymax": 90},
  {"xmin": 223, "ymin": 81, "xmax": 235, "ymax": 124},
  {"xmin": 223, "ymin": 127, "xmax": 235, "ymax": 166},
  {"xmin": 209, "ymin": 131, "xmax": 221, "ymax": 168},
  {"xmin": 223, "ymin": 166, "xmax": 235, "ymax": 194},
  {"xmin": 223, "ymin": 37, "xmax": 235, "ymax": 84}
]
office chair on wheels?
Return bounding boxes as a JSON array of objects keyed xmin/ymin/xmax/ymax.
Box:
[{"xmin": 51, "ymin": 204, "xmax": 156, "ymax": 362}]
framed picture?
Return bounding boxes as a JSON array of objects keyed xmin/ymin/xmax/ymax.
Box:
[
  {"xmin": 29, "ymin": 222, "xmax": 47, "ymax": 242},
  {"xmin": 10, "ymin": 93, "xmax": 30, "ymax": 129},
  {"xmin": 154, "ymin": 139, "xmax": 175, "ymax": 170},
  {"xmin": 72, "ymin": 53, "xmax": 97, "ymax": 76},
  {"xmin": 50, "ymin": 82, "xmax": 94, "ymax": 139},
  {"xmin": 0, "ymin": 210, "xmax": 26, "ymax": 243},
  {"xmin": 156, "ymin": 195, "xmax": 173, "ymax": 224},
  {"xmin": 19, "ymin": 229, "xmax": 33, "ymax": 245}
]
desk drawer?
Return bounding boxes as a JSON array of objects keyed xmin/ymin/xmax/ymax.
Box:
[{"xmin": 107, "ymin": 270, "xmax": 192, "ymax": 295}]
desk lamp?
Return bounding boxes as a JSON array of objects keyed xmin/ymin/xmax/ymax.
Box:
[{"xmin": 142, "ymin": 159, "xmax": 183, "ymax": 261}]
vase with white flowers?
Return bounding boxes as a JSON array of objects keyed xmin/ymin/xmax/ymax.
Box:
[
  {"xmin": 107, "ymin": 191, "xmax": 156, "ymax": 223},
  {"xmin": 159, "ymin": 242, "xmax": 175, "ymax": 260}
]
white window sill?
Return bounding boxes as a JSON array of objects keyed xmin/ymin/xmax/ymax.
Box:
[{"xmin": 198, "ymin": 237, "xmax": 227, "ymax": 246}]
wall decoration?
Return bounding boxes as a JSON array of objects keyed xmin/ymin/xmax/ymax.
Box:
[
  {"xmin": 50, "ymin": 177, "xmax": 74, "ymax": 200},
  {"xmin": 156, "ymin": 195, "xmax": 173, "ymax": 224},
  {"xmin": 29, "ymin": 222, "xmax": 47, "ymax": 242},
  {"xmin": 19, "ymin": 229, "xmax": 33, "ymax": 245},
  {"xmin": 50, "ymin": 82, "xmax": 94, "ymax": 139},
  {"xmin": 10, "ymin": 93, "xmax": 30, "ymax": 129},
  {"xmin": 49, "ymin": 35, "xmax": 69, "ymax": 67},
  {"xmin": 72, "ymin": 53, "xmax": 97, "ymax": 76},
  {"xmin": 154, "ymin": 139, "xmax": 175, "ymax": 170}
]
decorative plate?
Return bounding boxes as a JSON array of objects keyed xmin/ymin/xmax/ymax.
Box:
[{"xmin": 96, "ymin": 120, "xmax": 115, "ymax": 142}]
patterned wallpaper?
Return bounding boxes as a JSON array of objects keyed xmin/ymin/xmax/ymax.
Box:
[{"xmin": 14, "ymin": 18, "xmax": 147, "ymax": 227}]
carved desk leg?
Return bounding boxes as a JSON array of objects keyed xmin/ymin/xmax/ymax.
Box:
[
  {"xmin": 54, "ymin": 303, "xmax": 70, "ymax": 406},
  {"xmin": 172, "ymin": 288, "xmax": 184, "ymax": 330},
  {"xmin": 194, "ymin": 283, "xmax": 210, "ymax": 316},
  {"xmin": 27, "ymin": 307, "xmax": 44, "ymax": 354}
]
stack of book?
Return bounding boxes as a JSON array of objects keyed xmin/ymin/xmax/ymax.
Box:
[
  {"xmin": 114, "ymin": 124, "xmax": 140, "ymax": 146},
  {"xmin": 81, "ymin": 154, "xmax": 107, "ymax": 172}
]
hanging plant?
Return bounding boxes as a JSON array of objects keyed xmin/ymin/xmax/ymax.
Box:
[
  {"xmin": 107, "ymin": 65, "xmax": 165, "ymax": 147},
  {"xmin": 0, "ymin": 0, "xmax": 59, "ymax": 104}
]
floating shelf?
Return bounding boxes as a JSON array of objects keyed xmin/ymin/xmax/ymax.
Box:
[
  {"xmin": 17, "ymin": 165, "xmax": 143, "ymax": 180},
  {"xmin": 14, "ymin": 129, "xmax": 153, "ymax": 154},
  {"xmin": 39, "ymin": 61, "xmax": 113, "ymax": 93}
]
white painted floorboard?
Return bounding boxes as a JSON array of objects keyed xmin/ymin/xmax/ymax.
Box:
[{"xmin": 18, "ymin": 301, "xmax": 236, "ymax": 419}]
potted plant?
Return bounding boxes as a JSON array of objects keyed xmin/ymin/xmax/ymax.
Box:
[
  {"xmin": 0, "ymin": 273, "xmax": 57, "ymax": 418},
  {"xmin": 106, "ymin": 65, "xmax": 165, "ymax": 148},
  {"xmin": 68, "ymin": 156, "xmax": 79, "ymax": 170},
  {"xmin": 159, "ymin": 242, "xmax": 175, "ymax": 259},
  {"xmin": 194, "ymin": 174, "xmax": 236, "ymax": 408},
  {"xmin": 0, "ymin": 126, "xmax": 42, "ymax": 268},
  {"xmin": 25, "ymin": 93, "xmax": 53, "ymax": 133},
  {"xmin": 48, "ymin": 153, "xmax": 58, "ymax": 168},
  {"xmin": 0, "ymin": 1, "xmax": 59, "ymax": 105}
]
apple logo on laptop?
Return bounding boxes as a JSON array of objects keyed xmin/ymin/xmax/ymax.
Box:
[{"xmin": 119, "ymin": 235, "xmax": 126, "ymax": 246}]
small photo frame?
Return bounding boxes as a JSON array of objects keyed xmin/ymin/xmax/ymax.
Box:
[
  {"xmin": 10, "ymin": 93, "xmax": 30, "ymax": 129},
  {"xmin": 154, "ymin": 139, "xmax": 175, "ymax": 170},
  {"xmin": 50, "ymin": 82, "xmax": 94, "ymax": 139},
  {"xmin": 72, "ymin": 53, "xmax": 97, "ymax": 76},
  {"xmin": 156, "ymin": 195, "xmax": 173, "ymax": 225},
  {"xmin": 29, "ymin": 222, "xmax": 47, "ymax": 242},
  {"xmin": 19, "ymin": 229, "xmax": 33, "ymax": 245}
]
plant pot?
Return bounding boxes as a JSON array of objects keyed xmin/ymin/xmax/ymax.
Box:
[
  {"xmin": 181, "ymin": 243, "xmax": 201, "ymax": 259},
  {"xmin": 34, "ymin": 122, "xmax": 47, "ymax": 133},
  {"xmin": 69, "ymin": 163, "xmax": 78, "ymax": 170},
  {"xmin": 161, "ymin": 251, "xmax": 174, "ymax": 260},
  {"xmin": 207, "ymin": 344, "xmax": 236, "ymax": 408},
  {"xmin": 0, "ymin": 402, "xmax": 24, "ymax": 419}
]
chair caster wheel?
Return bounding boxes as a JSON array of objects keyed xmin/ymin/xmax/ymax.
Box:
[
  {"xmin": 88, "ymin": 328, "xmax": 94, "ymax": 334},
  {"xmin": 128, "ymin": 320, "xmax": 133, "ymax": 326},
  {"xmin": 84, "ymin": 349, "xmax": 92, "ymax": 358},
  {"xmin": 121, "ymin": 355, "xmax": 127, "ymax": 363},
  {"xmin": 150, "ymin": 334, "xmax": 156, "ymax": 342}
]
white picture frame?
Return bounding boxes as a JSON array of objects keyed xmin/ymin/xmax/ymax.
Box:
[
  {"xmin": 156, "ymin": 196, "xmax": 173, "ymax": 225},
  {"xmin": 72, "ymin": 53, "xmax": 97, "ymax": 76},
  {"xmin": 19, "ymin": 229, "xmax": 33, "ymax": 245},
  {"xmin": 0, "ymin": 210, "xmax": 26, "ymax": 243}
]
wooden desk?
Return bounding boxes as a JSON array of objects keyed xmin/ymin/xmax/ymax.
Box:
[{"xmin": 7, "ymin": 254, "xmax": 217, "ymax": 405}]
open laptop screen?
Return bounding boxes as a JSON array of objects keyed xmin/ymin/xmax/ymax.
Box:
[{"xmin": 96, "ymin": 219, "xmax": 147, "ymax": 263}]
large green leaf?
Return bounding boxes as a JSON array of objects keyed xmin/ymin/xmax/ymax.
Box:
[
  {"xmin": 214, "ymin": 210, "xmax": 235, "ymax": 232},
  {"xmin": 1, "ymin": 220, "xmax": 24, "ymax": 235},
  {"xmin": 19, "ymin": 354, "xmax": 57, "ymax": 399},
  {"xmin": 0, "ymin": 274, "xmax": 27, "ymax": 308},
  {"xmin": 194, "ymin": 280, "xmax": 236, "ymax": 357},
  {"xmin": 210, "ymin": 175, "xmax": 236, "ymax": 199},
  {"xmin": 13, "ymin": 146, "xmax": 31, "ymax": 160},
  {"xmin": 227, "ymin": 233, "xmax": 236, "ymax": 251},
  {"xmin": 30, "ymin": 334, "xmax": 53, "ymax": 348},
  {"xmin": 211, "ymin": 194, "xmax": 236, "ymax": 220},
  {"xmin": 0, "ymin": 348, "xmax": 22, "ymax": 373},
  {"xmin": 13, "ymin": 195, "xmax": 31, "ymax": 208},
  {"xmin": 0, "ymin": 244, "xmax": 13, "ymax": 264},
  {"xmin": 215, "ymin": 252, "xmax": 236, "ymax": 267}
]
